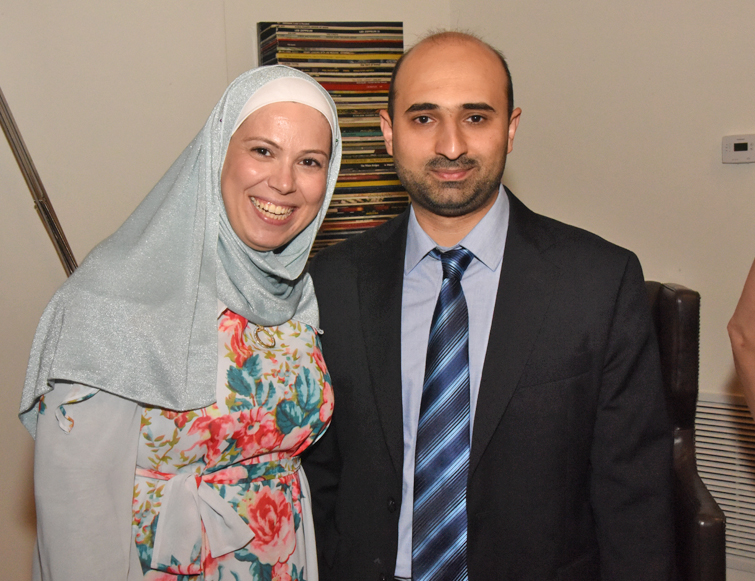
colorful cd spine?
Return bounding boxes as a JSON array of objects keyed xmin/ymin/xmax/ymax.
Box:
[{"xmin": 258, "ymin": 22, "xmax": 409, "ymax": 252}]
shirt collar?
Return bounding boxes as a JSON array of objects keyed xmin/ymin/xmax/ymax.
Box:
[{"xmin": 405, "ymin": 184, "xmax": 510, "ymax": 274}]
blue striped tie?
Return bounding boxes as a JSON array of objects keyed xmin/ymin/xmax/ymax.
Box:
[{"xmin": 413, "ymin": 247, "xmax": 474, "ymax": 581}]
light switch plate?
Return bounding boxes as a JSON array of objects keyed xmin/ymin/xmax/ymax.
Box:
[{"xmin": 723, "ymin": 134, "xmax": 755, "ymax": 164}]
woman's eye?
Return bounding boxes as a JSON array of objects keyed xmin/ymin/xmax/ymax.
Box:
[
  {"xmin": 252, "ymin": 147, "xmax": 270, "ymax": 156},
  {"xmin": 301, "ymin": 158, "xmax": 323, "ymax": 168}
]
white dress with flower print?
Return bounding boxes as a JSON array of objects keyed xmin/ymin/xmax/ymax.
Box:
[{"xmin": 130, "ymin": 310, "xmax": 333, "ymax": 580}]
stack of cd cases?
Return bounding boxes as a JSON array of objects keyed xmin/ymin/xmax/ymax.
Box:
[{"xmin": 257, "ymin": 21, "xmax": 409, "ymax": 253}]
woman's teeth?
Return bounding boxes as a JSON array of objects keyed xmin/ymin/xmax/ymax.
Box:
[{"xmin": 252, "ymin": 198, "xmax": 293, "ymax": 220}]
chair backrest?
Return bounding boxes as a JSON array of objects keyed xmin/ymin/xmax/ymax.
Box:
[
  {"xmin": 645, "ymin": 281, "xmax": 700, "ymax": 432},
  {"xmin": 644, "ymin": 281, "xmax": 726, "ymax": 581}
]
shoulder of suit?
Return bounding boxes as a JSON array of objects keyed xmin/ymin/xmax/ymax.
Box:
[{"xmin": 509, "ymin": 192, "xmax": 636, "ymax": 264}]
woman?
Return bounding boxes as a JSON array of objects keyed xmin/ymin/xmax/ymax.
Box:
[
  {"xmin": 730, "ymin": 258, "xmax": 755, "ymax": 412},
  {"xmin": 20, "ymin": 65, "xmax": 341, "ymax": 580}
]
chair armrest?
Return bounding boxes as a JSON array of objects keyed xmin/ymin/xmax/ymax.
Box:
[{"xmin": 673, "ymin": 428, "xmax": 726, "ymax": 581}]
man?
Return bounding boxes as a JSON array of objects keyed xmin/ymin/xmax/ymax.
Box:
[{"xmin": 304, "ymin": 31, "xmax": 673, "ymax": 581}]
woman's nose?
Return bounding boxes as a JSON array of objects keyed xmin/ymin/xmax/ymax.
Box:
[{"xmin": 267, "ymin": 161, "xmax": 296, "ymax": 194}]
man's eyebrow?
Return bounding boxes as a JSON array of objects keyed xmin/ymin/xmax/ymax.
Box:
[
  {"xmin": 462, "ymin": 102, "xmax": 496, "ymax": 112},
  {"xmin": 405, "ymin": 103, "xmax": 439, "ymax": 113},
  {"xmin": 403, "ymin": 102, "xmax": 497, "ymax": 114}
]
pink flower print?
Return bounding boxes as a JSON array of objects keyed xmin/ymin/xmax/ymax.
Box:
[
  {"xmin": 319, "ymin": 381, "xmax": 334, "ymax": 424},
  {"xmin": 312, "ymin": 345, "xmax": 328, "ymax": 376},
  {"xmin": 203, "ymin": 465, "xmax": 247, "ymax": 485},
  {"xmin": 148, "ymin": 574, "xmax": 182, "ymax": 581},
  {"xmin": 136, "ymin": 467, "xmax": 172, "ymax": 481},
  {"xmin": 188, "ymin": 414, "xmax": 236, "ymax": 466},
  {"xmin": 220, "ymin": 311, "xmax": 252, "ymax": 367},
  {"xmin": 281, "ymin": 425, "xmax": 313, "ymax": 457},
  {"xmin": 201, "ymin": 526, "xmax": 220, "ymax": 577},
  {"xmin": 290, "ymin": 474, "xmax": 301, "ymax": 501},
  {"xmin": 230, "ymin": 328, "xmax": 253, "ymax": 368},
  {"xmin": 234, "ymin": 408, "xmax": 284, "ymax": 456},
  {"xmin": 219, "ymin": 310, "xmax": 248, "ymax": 335},
  {"xmin": 160, "ymin": 409, "xmax": 193, "ymax": 429},
  {"xmin": 290, "ymin": 474, "xmax": 303, "ymax": 516},
  {"xmin": 272, "ymin": 562, "xmax": 293, "ymax": 581},
  {"xmin": 240, "ymin": 486, "xmax": 296, "ymax": 565}
]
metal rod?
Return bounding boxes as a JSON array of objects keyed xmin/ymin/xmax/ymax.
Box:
[{"xmin": 0, "ymin": 84, "xmax": 77, "ymax": 276}]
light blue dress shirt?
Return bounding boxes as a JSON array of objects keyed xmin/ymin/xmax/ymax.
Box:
[{"xmin": 395, "ymin": 186, "xmax": 510, "ymax": 578}]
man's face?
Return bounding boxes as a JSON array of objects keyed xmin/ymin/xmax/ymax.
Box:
[{"xmin": 380, "ymin": 40, "xmax": 520, "ymax": 220}]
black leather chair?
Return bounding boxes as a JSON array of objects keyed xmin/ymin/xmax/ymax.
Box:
[{"xmin": 645, "ymin": 282, "xmax": 726, "ymax": 581}]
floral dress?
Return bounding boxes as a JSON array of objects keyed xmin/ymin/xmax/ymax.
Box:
[{"xmin": 131, "ymin": 310, "xmax": 333, "ymax": 580}]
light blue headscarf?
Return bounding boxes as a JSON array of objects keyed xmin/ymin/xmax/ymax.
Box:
[{"xmin": 20, "ymin": 65, "xmax": 342, "ymax": 436}]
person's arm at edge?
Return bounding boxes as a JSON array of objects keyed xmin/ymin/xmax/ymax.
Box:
[
  {"xmin": 590, "ymin": 253, "xmax": 674, "ymax": 580},
  {"xmin": 729, "ymin": 259, "xmax": 755, "ymax": 412},
  {"xmin": 32, "ymin": 383, "xmax": 140, "ymax": 580}
]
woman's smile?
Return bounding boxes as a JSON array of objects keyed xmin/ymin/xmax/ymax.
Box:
[{"xmin": 251, "ymin": 196, "xmax": 295, "ymax": 221}]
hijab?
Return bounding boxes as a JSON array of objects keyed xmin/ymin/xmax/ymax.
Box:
[{"xmin": 20, "ymin": 65, "xmax": 342, "ymax": 436}]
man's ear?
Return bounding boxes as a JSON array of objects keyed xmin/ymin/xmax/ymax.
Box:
[
  {"xmin": 507, "ymin": 107, "xmax": 522, "ymax": 154},
  {"xmin": 379, "ymin": 109, "xmax": 394, "ymax": 156}
]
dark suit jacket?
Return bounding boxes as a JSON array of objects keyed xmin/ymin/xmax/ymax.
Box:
[{"xmin": 304, "ymin": 190, "xmax": 674, "ymax": 581}]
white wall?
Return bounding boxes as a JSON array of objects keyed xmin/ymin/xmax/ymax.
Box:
[
  {"xmin": 0, "ymin": 0, "xmax": 450, "ymax": 574},
  {"xmin": 2, "ymin": 0, "xmax": 753, "ymax": 576},
  {"xmin": 453, "ymin": 0, "xmax": 755, "ymax": 400}
]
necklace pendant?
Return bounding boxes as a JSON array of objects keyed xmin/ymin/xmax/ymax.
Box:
[{"xmin": 252, "ymin": 325, "xmax": 276, "ymax": 349}]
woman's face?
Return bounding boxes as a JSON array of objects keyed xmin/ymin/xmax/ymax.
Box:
[{"xmin": 221, "ymin": 101, "xmax": 332, "ymax": 252}]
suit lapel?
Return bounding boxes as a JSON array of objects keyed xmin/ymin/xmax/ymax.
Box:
[
  {"xmin": 470, "ymin": 193, "xmax": 560, "ymax": 476},
  {"xmin": 358, "ymin": 212, "xmax": 409, "ymax": 476}
]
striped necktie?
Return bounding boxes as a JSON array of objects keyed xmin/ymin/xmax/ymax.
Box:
[{"xmin": 413, "ymin": 247, "xmax": 474, "ymax": 581}]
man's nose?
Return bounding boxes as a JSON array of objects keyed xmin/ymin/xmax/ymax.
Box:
[{"xmin": 435, "ymin": 121, "xmax": 468, "ymax": 160}]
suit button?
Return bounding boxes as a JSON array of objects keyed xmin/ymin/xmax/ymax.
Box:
[
  {"xmin": 379, "ymin": 575, "xmax": 387, "ymax": 581},
  {"xmin": 387, "ymin": 497, "xmax": 397, "ymax": 512}
]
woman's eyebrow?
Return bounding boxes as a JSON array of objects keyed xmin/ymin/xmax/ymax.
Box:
[
  {"xmin": 240, "ymin": 136, "xmax": 279, "ymax": 148},
  {"xmin": 301, "ymin": 148, "xmax": 330, "ymax": 157}
]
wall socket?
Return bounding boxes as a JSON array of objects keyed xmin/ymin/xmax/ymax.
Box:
[{"xmin": 722, "ymin": 134, "xmax": 755, "ymax": 164}]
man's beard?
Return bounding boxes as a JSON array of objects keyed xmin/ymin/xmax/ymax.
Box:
[{"xmin": 393, "ymin": 153, "xmax": 506, "ymax": 218}]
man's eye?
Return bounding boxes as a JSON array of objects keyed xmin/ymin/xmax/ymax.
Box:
[
  {"xmin": 468, "ymin": 115, "xmax": 484, "ymax": 123},
  {"xmin": 414, "ymin": 115, "xmax": 431, "ymax": 124}
]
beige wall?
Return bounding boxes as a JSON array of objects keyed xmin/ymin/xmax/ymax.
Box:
[
  {"xmin": 453, "ymin": 0, "xmax": 755, "ymax": 398},
  {"xmin": 2, "ymin": 0, "xmax": 753, "ymax": 576}
]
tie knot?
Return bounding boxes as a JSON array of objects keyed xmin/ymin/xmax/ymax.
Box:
[{"xmin": 433, "ymin": 247, "xmax": 474, "ymax": 280}]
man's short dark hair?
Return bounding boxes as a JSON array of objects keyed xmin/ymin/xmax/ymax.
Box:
[{"xmin": 386, "ymin": 31, "xmax": 515, "ymax": 122}]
